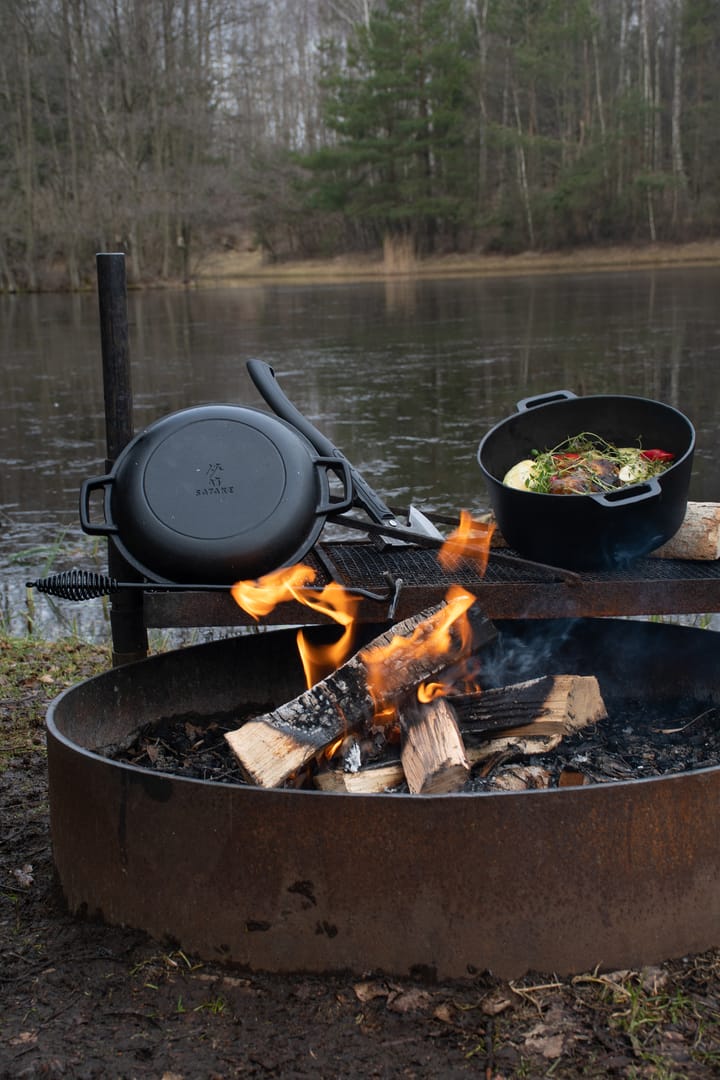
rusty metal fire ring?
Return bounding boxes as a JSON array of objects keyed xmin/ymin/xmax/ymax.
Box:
[{"xmin": 46, "ymin": 618, "xmax": 720, "ymax": 980}]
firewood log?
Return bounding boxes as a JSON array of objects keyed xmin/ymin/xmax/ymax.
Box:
[
  {"xmin": 314, "ymin": 762, "xmax": 405, "ymax": 794},
  {"xmin": 459, "ymin": 674, "xmax": 606, "ymax": 763},
  {"xmin": 650, "ymin": 502, "xmax": 720, "ymax": 560},
  {"xmin": 225, "ymin": 599, "xmax": 496, "ymax": 788},
  {"xmin": 398, "ymin": 696, "xmax": 470, "ymax": 795}
]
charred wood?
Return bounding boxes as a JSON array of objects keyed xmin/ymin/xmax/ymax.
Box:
[{"xmin": 461, "ymin": 674, "xmax": 607, "ymax": 763}]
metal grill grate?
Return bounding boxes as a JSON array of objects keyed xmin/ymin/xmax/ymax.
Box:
[{"xmin": 316, "ymin": 540, "xmax": 720, "ymax": 591}]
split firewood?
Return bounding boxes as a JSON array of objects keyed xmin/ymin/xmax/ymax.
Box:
[
  {"xmin": 314, "ymin": 762, "xmax": 405, "ymax": 794},
  {"xmin": 225, "ymin": 599, "xmax": 497, "ymax": 788},
  {"xmin": 460, "ymin": 674, "xmax": 606, "ymax": 763},
  {"xmin": 487, "ymin": 764, "xmax": 552, "ymax": 791},
  {"xmin": 398, "ymin": 696, "xmax": 470, "ymax": 795}
]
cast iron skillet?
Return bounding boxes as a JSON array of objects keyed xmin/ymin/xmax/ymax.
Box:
[
  {"xmin": 80, "ymin": 404, "xmax": 353, "ymax": 584},
  {"xmin": 477, "ymin": 390, "xmax": 695, "ymax": 571}
]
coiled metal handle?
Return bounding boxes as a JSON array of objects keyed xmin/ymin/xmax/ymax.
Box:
[{"xmin": 27, "ymin": 570, "xmax": 121, "ymax": 601}]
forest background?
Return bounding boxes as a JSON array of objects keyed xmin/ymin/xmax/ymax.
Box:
[{"xmin": 2, "ymin": 0, "xmax": 718, "ymax": 292}]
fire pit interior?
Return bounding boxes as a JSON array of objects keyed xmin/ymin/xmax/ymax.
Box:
[{"xmin": 47, "ymin": 616, "xmax": 720, "ymax": 980}]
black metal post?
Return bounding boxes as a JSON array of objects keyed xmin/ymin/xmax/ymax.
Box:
[{"xmin": 96, "ymin": 253, "xmax": 149, "ymax": 665}]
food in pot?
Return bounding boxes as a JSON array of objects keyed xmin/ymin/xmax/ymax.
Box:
[{"xmin": 502, "ymin": 434, "xmax": 675, "ymax": 494}]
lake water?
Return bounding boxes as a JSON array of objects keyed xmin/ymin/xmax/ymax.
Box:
[{"xmin": 2, "ymin": 266, "xmax": 719, "ymax": 641}]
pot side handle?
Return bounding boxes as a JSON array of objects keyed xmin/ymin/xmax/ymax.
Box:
[
  {"xmin": 589, "ymin": 477, "xmax": 662, "ymax": 509},
  {"xmin": 516, "ymin": 390, "xmax": 577, "ymax": 412},
  {"xmin": 314, "ymin": 456, "xmax": 354, "ymax": 515},
  {"xmin": 79, "ymin": 475, "xmax": 119, "ymax": 535}
]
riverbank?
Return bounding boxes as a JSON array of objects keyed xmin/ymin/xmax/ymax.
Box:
[{"xmin": 195, "ymin": 238, "xmax": 720, "ymax": 287}]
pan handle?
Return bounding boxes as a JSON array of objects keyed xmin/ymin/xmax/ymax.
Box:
[
  {"xmin": 516, "ymin": 390, "xmax": 577, "ymax": 412},
  {"xmin": 314, "ymin": 456, "xmax": 354, "ymax": 515},
  {"xmin": 247, "ymin": 358, "xmax": 400, "ymax": 527},
  {"xmin": 79, "ymin": 475, "xmax": 120, "ymax": 535},
  {"xmin": 589, "ymin": 477, "xmax": 662, "ymax": 509}
]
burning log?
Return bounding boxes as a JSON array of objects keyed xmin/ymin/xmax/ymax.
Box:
[
  {"xmin": 225, "ymin": 597, "xmax": 497, "ymax": 788},
  {"xmin": 398, "ymin": 696, "xmax": 470, "ymax": 794}
]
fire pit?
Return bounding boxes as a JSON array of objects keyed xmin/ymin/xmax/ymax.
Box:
[{"xmin": 47, "ymin": 617, "xmax": 720, "ymax": 979}]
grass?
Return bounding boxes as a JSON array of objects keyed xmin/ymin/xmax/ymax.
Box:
[{"xmin": 0, "ymin": 635, "xmax": 111, "ymax": 763}]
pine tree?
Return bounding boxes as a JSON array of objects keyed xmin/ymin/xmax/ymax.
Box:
[{"xmin": 303, "ymin": 0, "xmax": 476, "ymax": 253}]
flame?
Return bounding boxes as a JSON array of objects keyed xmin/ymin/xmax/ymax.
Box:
[
  {"xmin": 294, "ymin": 581, "xmax": 361, "ymax": 688},
  {"xmin": 417, "ymin": 680, "xmax": 446, "ymax": 703},
  {"xmin": 230, "ymin": 509, "xmax": 494, "ymax": 709},
  {"xmin": 362, "ymin": 585, "xmax": 476, "ymax": 718},
  {"xmin": 231, "ymin": 565, "xmax": 361, "ymax": 688},
  {"xmin": 437, "ymin": 510, "xmax": 495, "ymax": 574},
  {"xmin": 230, "ymin": 563, "xmax": 317, "ymax": 618}
]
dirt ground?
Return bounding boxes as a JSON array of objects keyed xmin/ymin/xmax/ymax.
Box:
[{"xmin": 2, "ymin": 638, "xmax": 720, "ymax": 1078}]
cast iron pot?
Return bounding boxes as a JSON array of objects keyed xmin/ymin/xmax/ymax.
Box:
[
  {"xmin": 477, "ymin": 390, "xmax": 695, "ymax": 571},
  {"xmin": 80, "ymin": 404, "xmax": 353, "ymax": 584}
]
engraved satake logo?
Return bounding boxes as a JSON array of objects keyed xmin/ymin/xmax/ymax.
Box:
[{"xmin": 195, "ymin": 463, "xmax": 235, "ymax": 497}]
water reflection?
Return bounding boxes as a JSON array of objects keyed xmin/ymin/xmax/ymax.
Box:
[{"xmin": 1, "ymin": 267, "xmax": 719, "ymax": 640}]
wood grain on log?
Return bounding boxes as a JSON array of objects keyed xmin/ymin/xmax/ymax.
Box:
[
  {"xmin": 314, "ymin": 762, "xmax": 405, "ymax": 794},
  {"xmin": 461, "ymin": 674, "xmax": 606, "ymax": 763},
  {"xmin": 399, "ymin": 697, "xmax": 470, "ymax": 795},
  {"xmin": 651, "ymin": 502, "xmax": 720, "ymax": 560}
]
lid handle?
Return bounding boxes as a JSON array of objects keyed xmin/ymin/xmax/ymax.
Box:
[{"xmin": 79, "ymin": 476, "xmax": 119, "ymax": 535}]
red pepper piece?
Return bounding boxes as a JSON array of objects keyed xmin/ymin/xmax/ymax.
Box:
[{"xmin": 641, "ymin": 449, "xmax": 674, "ymax": 462}]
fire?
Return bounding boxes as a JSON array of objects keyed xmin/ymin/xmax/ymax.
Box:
[
  {"xmin": 417, "ymin": 680, "xmax": 446, "ymax": 703},
  {"xmin": 361, "ymin": 585, "xmax": 476, "ymax": 718},
  {"xmin": 231, "ymin": 563, "xmax": 316, "ymax": 617},
  {"xmin": 437, "ymin": 510, "xmax": 495, "ymax": 574},
  {"xmin": 230, "ymin": 509, "xmax": 492, "ymax": 708},
  {"xmin": 231, "ymin": 565, "xmax": 362, "ymax": 688}
]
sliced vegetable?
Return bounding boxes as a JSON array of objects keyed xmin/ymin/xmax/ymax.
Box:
[
  {"xmin": 641, "ymin": 449, "xmax": 675, "ymax": 462},
  {"xmin": 503, "ymin": 459, "xmax": 538, "ymax": 490}
]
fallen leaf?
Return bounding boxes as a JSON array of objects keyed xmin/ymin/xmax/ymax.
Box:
[
  {"xmin": 481, "ymin": 992, "xmax": 514, "ymax": 1016},
  {"xmin": 433, "ymin": 1002, "xmax": 455, "ymax": 1024},
  {"xmin": 387, "ymin": 988, "xmax": 434, "ymax": 1014},
  {"xmin": 353, "ymin": 980, "xmax": 388, "ymax": 1003},
  {"xmin": 9, "ymin": 1032, "xmax": 38, "ymax": 1046},
  {"xmin": 12, "ymin": 864, "xmax": 34, "ymax": 887},
  {"xmin": 525, "ymin": 1032, "xmax": 564, "ymax": 1059},
  {"xmin": 641, "ymin": 966, "xmax": 669, "ymax": 994}
]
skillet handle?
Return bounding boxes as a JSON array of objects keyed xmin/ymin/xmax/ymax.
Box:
[
  {"xmin": 314, "ymin": 456, "xmax": 354, "ymax": 515},
  {"xmin": 590, "ymin": 477, "xmax": 662, "ymax": 509},
  {"xmin": 516, "ymin": 390, "xmax": 577, "ymax": 412},
  {"xmin": 79, "ymin": 475, "xmax": 119, "ymax": 535}
]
